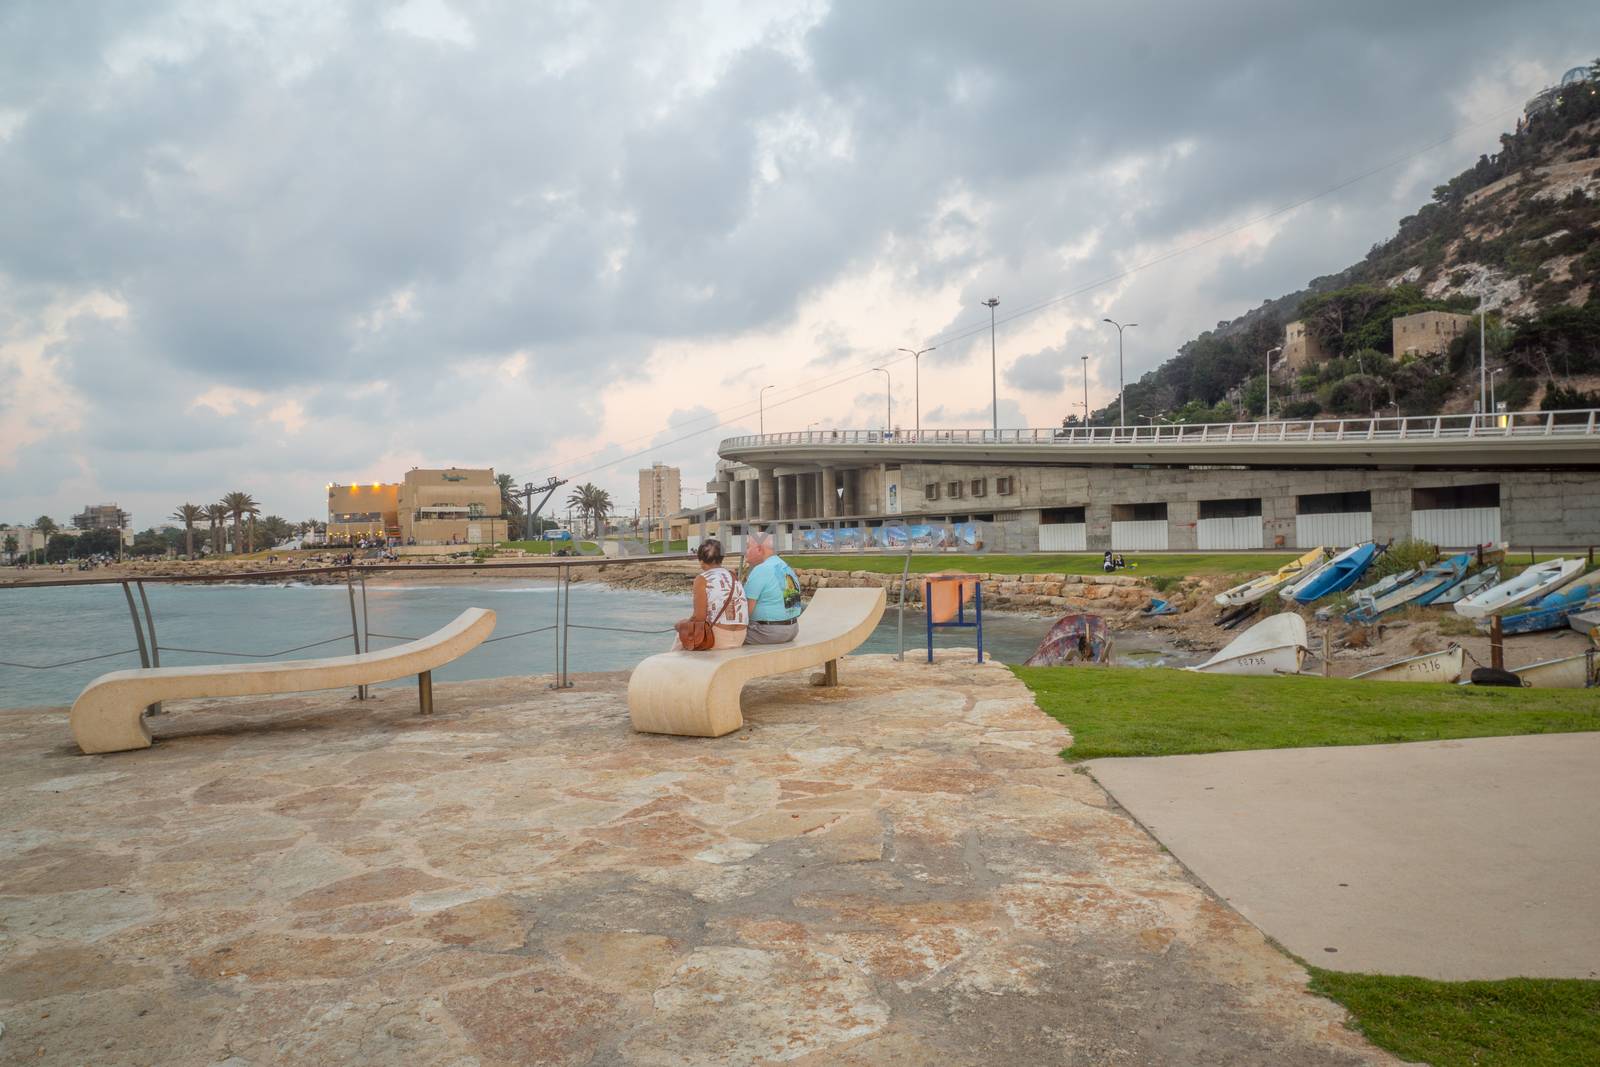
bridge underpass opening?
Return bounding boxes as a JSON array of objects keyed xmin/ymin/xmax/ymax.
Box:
[
  {"xmin": 1296, "ymin": 490, "xmax": 1373, "ymax": 548},
  {"xmin": 1038, "ymin": 507, "xmax": 1088, "ymax": 551},
  {"xmin": 1112, "ymin": 502, "xmax": 1170, "ymax": 551},
  {"xmin": 1412, "ymin": 483, "xmax": 1501, "ymax": 547},
  {"xmin": 1197, "ymin": 498, "xmax": 1264, "ymax": 550}
]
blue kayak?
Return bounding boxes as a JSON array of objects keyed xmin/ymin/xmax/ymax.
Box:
[
  {"xmin": 1292, "ymin": 542, "xmax": 1379, "ymax": 603},
  {"xmin": 1492, "ymin": 582, "xmax": 1598, "ymax": 635},
  {"xmin": 1410, "ymin": 552, "xmax": 1475, "ymax": 607}
]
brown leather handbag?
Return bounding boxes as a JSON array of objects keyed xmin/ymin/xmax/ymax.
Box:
[{"xmin": 675, "ymin": 571, "xmax": 735, "ymax": 651}]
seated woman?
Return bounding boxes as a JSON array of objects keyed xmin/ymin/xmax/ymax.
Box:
[{"xmin": 674, "ymin": 538, "xmax": 749, "ymax": 649}]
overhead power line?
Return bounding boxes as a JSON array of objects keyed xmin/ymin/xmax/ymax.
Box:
[{"xmin": 559, "ymin": 101, "xmax": 1526, "ymax": 480}]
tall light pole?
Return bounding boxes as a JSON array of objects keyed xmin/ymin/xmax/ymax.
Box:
[
  {"xmin": 1265, "ymin": 345, "xmax": 1283, "ymax": 420},
  {"xmin": 1080, "ymin": 354, "xmax": 1090, "ymax": 425},
  {"xmin": 873, "ymin": 367, "xmax": 892, "ymax": 433},
  {"xmin": 1102, "ymin": 318, "xmax": 1137, "ymax": 429},
  {"xmin": 983, "ymin": 298, "xmax": 1000, "ymax": 431},
  {"xmin": 1490, "ymin": 367, "xmax": 1504, "ymax": 414},
  {"xmin": 759, "ymin": 384, "xmax": 774, "ymax": 435},
  {"xmin": 897, "ymin": 345, "xmax": 936, "ymax": 437}
]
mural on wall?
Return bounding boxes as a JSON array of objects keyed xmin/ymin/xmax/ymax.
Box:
[{"xmin": 796, "ymin": 522, "xmax": 980, "ymax": 553}]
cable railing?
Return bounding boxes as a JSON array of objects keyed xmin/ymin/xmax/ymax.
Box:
[
  {"xmin": 0, "ymin": 555, "xmax": 698, "ymax": 701},
  {"xmin": 719, "ymin": 408, "xmax": 1600, "ymax": 451}
]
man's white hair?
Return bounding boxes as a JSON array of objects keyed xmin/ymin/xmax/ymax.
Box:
[{"xmin": 747, "ymin": 531, "xmax": 774, "ymax": 551}]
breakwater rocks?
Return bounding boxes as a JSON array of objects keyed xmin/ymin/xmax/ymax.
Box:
[{"xmin": 573, "ymin": 560, "xmax": 1173, "ymax": 617}]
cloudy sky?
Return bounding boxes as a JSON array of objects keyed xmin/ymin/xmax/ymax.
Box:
[{"xmin": 1, "ymin": 1, "xmax": 1592, "ymax": 528}]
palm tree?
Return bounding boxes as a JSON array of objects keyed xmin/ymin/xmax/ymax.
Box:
[
  {"xmin": 496, "ymin": 473, "xmax": 524, "ymax": 539},
  {"xmin": 205, "ymin": 504, "xmax": 228, "ymax": 555},
  {"xmin": 3, "ymin": 532, "xmax": 17, "ymax": 562},
  {"xmin": 564, "ymin": 483, "xmax": 612, "ymax": 537},
  {"xmin": 32, "ymin": 515, "xmax": 57, "ymax": 564},
  {"xmin": 170, "ymin": 503, "xmax": 204, "ymax": 558},
  {"xmin": 220, "ymin": 492, "xmax": 259, "ymax": 554}
]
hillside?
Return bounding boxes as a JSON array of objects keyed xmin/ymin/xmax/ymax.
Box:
[{"xmin": 1091, "ymin": 62, "xmax": 1600, "ymax": 426}]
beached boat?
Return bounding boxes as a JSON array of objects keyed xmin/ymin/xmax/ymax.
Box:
[
  {"xmin": 1453, "ymin": 558, "xmax": 1586, "ymax": 619},
  {"xmin": 1347, "ymin": 553, "xmax": 1473, "ymax": 623},
  {"xmin": 1352, "ymin": 645, "xmax": 1465, "ymax": 683},
  {"xmin": 1024, "ymin": 613, "xmax": 1114, "ymax": 666},
  {"xmin": 1279, "ymin": 553, "xmax": 1337, "ymax": 601},
  {"xmin": 1570, "ymin": 607, "xmax": 1600, "ymax": 637},
  {"xmin": 1512, "ymin": 651, "xmax": 1598, "ymax": 689},
  {"xmin": 1213, "ymin": 548, "xmax": 1327, "ymax": 608},
  {"xmin": 1187, "ymin": 612, "xmax": 1307, "ymax": 676},
  {"xmin": 1432, "ymin": 565, "xmax": 1499, "ymax": 606},
  {"xmin": 1290, "ymin": 543, "xmax": 1378, "ymax": 604},
  {"xmin": 1142, "ymin": 598, "xmax": 1178, "ymax": 617},
  {"xmin": 1489, "ymin": 584, "xmax": 1600, "ymax": 635}
]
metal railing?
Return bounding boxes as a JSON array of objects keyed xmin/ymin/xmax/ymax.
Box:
[
  {"xmin": 0, "ymin": 555, "xmax": 700, "ymax": 700},
  {"xmin": 720, "ymin": 408, "xmax": 1600, "ymax": 451}
]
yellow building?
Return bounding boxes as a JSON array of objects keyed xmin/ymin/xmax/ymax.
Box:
[
  {"xmin": 1283, "ymin": 320, "xmax": 1327, "ymax": 371},
  {"xmin": 327, "ymin": 483, "xmax": 400, "ymax": 544},
  {"xmin": 398, "ymin": 467, "xmax": 504, "ymax": 545},
  {"xmin": 639, "ymin": 463, "xmax": 682, "ymax": 525}
]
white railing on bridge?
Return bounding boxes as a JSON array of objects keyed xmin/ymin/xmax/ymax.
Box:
[{"xmin": 720, "ymin": 409, "xmax": 1600, "ymax": 451}]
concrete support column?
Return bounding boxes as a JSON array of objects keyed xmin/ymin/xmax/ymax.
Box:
[
  {"xmin": 758, "ymin": 471, "xmax": 777, "ymax": 522},
  {"xmin": 1262, "ymin": 493, "xmax": 1296, "ymax": 549},
  {"xmin": 1372, "ymin": 487, "xmax": 1411, "ymax": 544},
  {"xmin": 776, "ymin": 474, "xmax": 791, "ymax": 521},
  {"xmin": 821, "ymin": 467, "xmax": 838, "ymax": 518},
  {"xmin": 716, "ymin": 491, "xmax": 732, "ymax": 525},
  {"xmin": 1086, "ymin": 500, "xmax": 1114, "ymax": 552},
  {"xmin": 1168, "ymin": 500, "xmax": 1199, "ymax": 551}
]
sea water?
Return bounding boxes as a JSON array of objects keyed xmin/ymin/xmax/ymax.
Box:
[{"xmin": 0, "ymin": 580, "xmax": 1088, "ymax": 708}]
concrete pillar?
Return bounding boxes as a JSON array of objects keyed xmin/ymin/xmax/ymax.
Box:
[
  {"xmin": 758, "ymin": 471, "xmax": 776, "ymax": 521},
  {"xmin": 821, "ymin": 468, "xmax": 838, "ymax": 518},
  {"xmin": 717, "ymin": 490, "xmax": 732, "ymax": 526},
  {"xmin": 777, "ymin": 474, "xmax": 791, "ymax": 521},
  {"xmin": 1168, "ymin": 500, "xmax": 1199, "ymax": 551},
  {"xmin": 1372, "ymin": 486, "xmax": 1411, "ymax": 544},
  {"xmin": 1262, "ymin": 492, "xmax": 1296, "ymax": 549}
]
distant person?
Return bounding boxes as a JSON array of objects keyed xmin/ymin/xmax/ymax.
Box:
[
  {"xmin": 1113, "ymin": 552, "xmax": 1127, "ymax": 570},
  {"xmin": 672, "ymin": 539, "xmax": 748, "ymax": 650},
  {"xmin": 742, "ymin": 533, "xmax": 803, "ymax": 645},
  {"xmin": 1103, "ymin": 550, "xmax": 1116, "ymax": 574}
]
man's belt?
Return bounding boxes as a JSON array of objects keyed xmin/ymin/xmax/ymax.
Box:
[{"xmin": 753, "ymin": 618, "xmax": 797, "ymax": 625}]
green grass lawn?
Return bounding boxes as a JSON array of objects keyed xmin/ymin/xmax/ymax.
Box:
[
  {"xmin": 1010, "ymin": 666, "xmax": 1600, "ymax": 761},
  {"xmin": 497, "ymin": 539, "xmax": 599, "ymax": 554},
  {"xmin": 1309, "ymin": 969, "xmax": 1600, "ymax": 1067},
  {"xmin": 787, "ymin": 551, "xmax": 1297, "ymax": 579}
]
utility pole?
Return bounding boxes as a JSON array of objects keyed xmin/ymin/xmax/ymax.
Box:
[
  {"xmin": 1102, "ymin": 318, "xmax": 1137, "ymax": 429},
  {"xmin": 1265, "ymin": 345, "xmax": 1282, "ymax": 420},
  {"xmin": 983, "ymin": 298, "xmax": 1000, "ymax": 432},
  {"xmin": 759, "ymin": 384, "xmax": 774, "ymax": 435},
  {"xmin": 1080, "ymin": 354, "xmax": 1090, "ymax": 425},
  {"xmin": 897, "ymin": 346, "xmax": 936, "ymax": 436},
  {"xmin": 1478, "ymin": 297, "xmax": 1488, "ymax": 418}
]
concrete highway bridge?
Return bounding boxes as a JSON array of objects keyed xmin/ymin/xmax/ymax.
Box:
[{"xmin": 707, "ymin": 410, "xmax": 1600, "ymax": 553}]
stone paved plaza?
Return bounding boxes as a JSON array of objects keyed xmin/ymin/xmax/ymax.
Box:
[{"xmin": 0, "ymin": 654, "xmax": 1388, "ymax": 1065}]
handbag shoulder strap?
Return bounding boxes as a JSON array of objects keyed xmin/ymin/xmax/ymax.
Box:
[{"xmin": 711, "ymin": 568, "xmax": 736, "ymax": 624}]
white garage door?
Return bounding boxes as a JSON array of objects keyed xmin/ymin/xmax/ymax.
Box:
[
  {"xmin": 1111, "ymin": 519, "xmax": 1169, "ymax": 551},
  {"xmin": 1411, "ymin": 507, "xmax": 1501, "ymax": 547},
  {"xmin": 1038, "ymin": 523, "xmax": 1088, "ymax": 551},
  {"xmin": 1196, "ymin": 515, "xmax": 1263, "ymax": 551},
  {"xmin": 1296, "ymin": 512, "xmax": 1374, "ymax": 549}
]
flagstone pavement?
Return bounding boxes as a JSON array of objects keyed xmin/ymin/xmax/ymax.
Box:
[{"xmin": 0, "ymin": 653, "xmax": 1391, "ymax": 1065}]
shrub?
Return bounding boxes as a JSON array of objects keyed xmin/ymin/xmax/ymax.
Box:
[{"xmin": 1369, "ymin": 538, "xmax": 1440, "ymax": 581}]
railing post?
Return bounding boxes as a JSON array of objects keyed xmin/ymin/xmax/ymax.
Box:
[
  {"xmin": 345, "ymin": 570, "xmax": 366, "ymax": 701},
  {"xmin": 120, "ymin": 580, "xmax": 161, "ymax": 717},
  {"xmin": 135, "ymin": 581, "xmax": 163, "ymax": 714}
]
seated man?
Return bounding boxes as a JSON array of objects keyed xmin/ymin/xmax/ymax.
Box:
[{"xmin": 742, "ymin": 532, "xmax": 803, "ymax": 644}]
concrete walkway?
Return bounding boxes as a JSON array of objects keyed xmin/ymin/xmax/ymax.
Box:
[
  {"xmin": 0, "ymin": 654, "xmax": 1388, "ymax": 1065},
  {"xmin": 1088, "ymin": 733, "xmax": 1600, "ymax": 981}
]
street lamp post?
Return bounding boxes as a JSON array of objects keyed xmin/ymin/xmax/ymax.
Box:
[
  {"xmin": 873, "ymin": 367, "xmax": 892, "ymax": 434},
  {"xmin": 1102, "ymin": 318, "xmax": 1137, "ymax": 429},
  {"xmin": 759, "ymin": 384, "xmax": 774, "ymax": 435},
  {"xmin": 1265, "ymin": 345, "xmax": 1283, "ymax": 421},
  {"xmin": 983, "ymin": 298, "xmax": 1000, "ymax": 432},
  {"xmin": 1080, "ymin": 354, "xmax": 1090, "ymax": 425},
  {"xmin": 897, "ymin": 346, "xmax": 936, "ymax": 437},
  {"xmin": 1490, "ymin": 367, "xmax": 1504, "ymax": 415}
]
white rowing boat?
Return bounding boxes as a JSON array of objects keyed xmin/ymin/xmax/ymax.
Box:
[
  {"xmin": 1214, "ymin": 548, "xmax": 1327, "ymax": 608},
  {"xmin": 1513, "ymin": 652, "xmax": 1597, "ymax": 689},
  {"xmin": 1187, "ymin": 612, "xmax": 1308, "ymax": 676},
  {"xmin": 1433, "ymin": 566, "xmax": 1499, "ymax": 606},
  {"xmin": 1352, "ymin": 645, "xmax": 1465, "ymax": 683},
  {"xmin": 1453, "ymin": 558, "xmax": 1586, "ymax": 619}
]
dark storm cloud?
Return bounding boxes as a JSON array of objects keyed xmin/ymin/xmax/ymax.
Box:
[{"xmin": 0, "ymin": 0, "xmax": 1590, "ymax": 522}]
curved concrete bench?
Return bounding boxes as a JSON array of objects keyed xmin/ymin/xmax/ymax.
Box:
[
  {"xmin": 628, "ymin": 587, "xmax": 886, "ymax": 737},
  {"xmin": 70, "ymin": 608, "xmax": 497, "ymax": 754}
]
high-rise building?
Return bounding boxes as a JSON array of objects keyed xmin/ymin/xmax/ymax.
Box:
[
  {"xmin": 639, "ymin": 463, "xmax": 682, "ymax": 525},
  {"xmin": 72, "ymin": 503, "xmax": 130, "ymax": 532}
]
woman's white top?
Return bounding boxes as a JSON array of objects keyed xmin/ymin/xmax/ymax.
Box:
[{"xmin": 702, "ymin": 567, "xmax": 749, "ymax": 626}]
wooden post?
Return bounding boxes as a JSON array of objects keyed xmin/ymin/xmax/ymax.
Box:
[
  {"xmin": 1490, "ymin": 615, "xmax": 1504, "ymax": 672},
  {"xmin": 823, "ymin": 658, "xmax": 838, "ymax": 687},
  {"xmin": 1323, "ymin": 629, "xmax": 1331, "ymax": 677},
  {"xmin": 418, "ymin": 670, "xmax": 434, "ymax": 715}
]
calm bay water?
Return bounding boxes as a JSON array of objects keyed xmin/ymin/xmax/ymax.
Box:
[{"xmin": 0, "ymin": 580, "xmax": 1083, "ymax": 708}]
